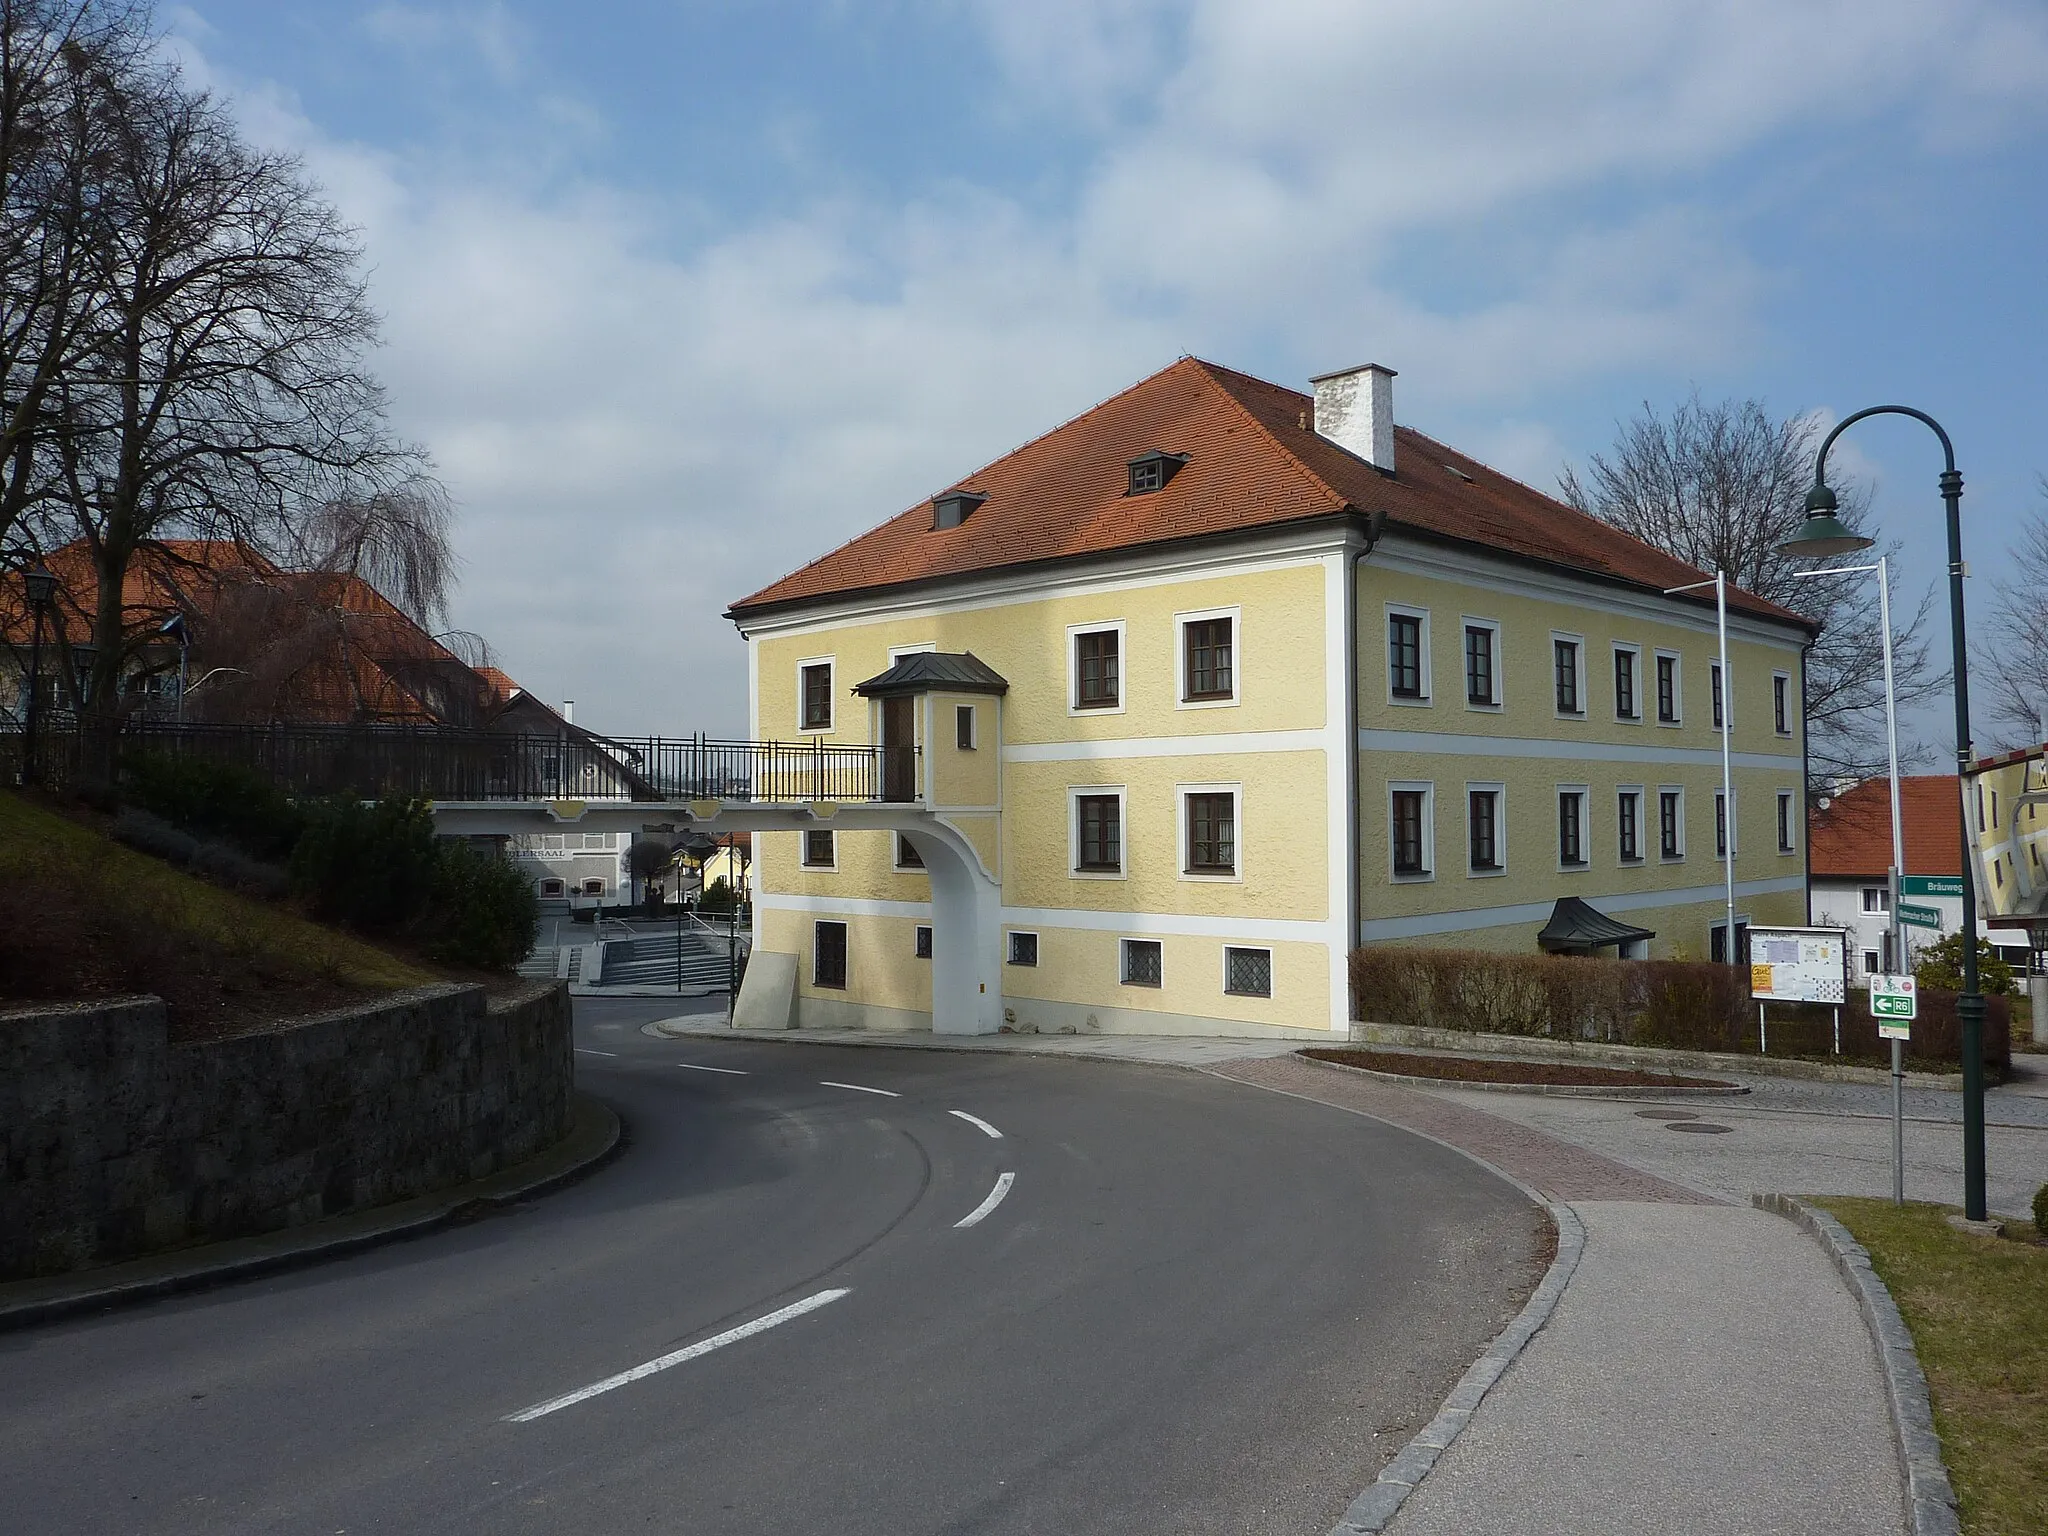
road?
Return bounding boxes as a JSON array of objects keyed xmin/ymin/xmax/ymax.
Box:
[{"xmin": 0, "ymin": 1002, "xmax": 1545, "ymax": 1535}]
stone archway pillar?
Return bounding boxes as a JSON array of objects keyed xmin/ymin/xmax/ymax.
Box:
[{"xmin": 901, "ymin": 828, "xmax": 1003, "ymax": 1035}]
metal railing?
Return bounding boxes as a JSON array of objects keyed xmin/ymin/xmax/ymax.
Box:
[{"xmin": 1, "ymin": 720, "xmax": 915, "ymax": 804}]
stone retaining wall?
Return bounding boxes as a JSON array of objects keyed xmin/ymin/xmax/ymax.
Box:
[{"xmin": 0, "ymin": 981, "xmax": 573, "ymax": 1280}]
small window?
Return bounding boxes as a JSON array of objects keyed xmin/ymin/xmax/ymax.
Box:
[
  {"xmin": 1008, "ymin": 931, "xmax": 1038, "ymax": 967},
  {"xmin": 1655, "ymin": 654, "xmax": 1678, "ymax": 723},
  {"xmin": 1126, "ymin": 450, "xmax": 1187, "ymax": 495},
  {"xmin": 1393, "ymin": 788, "xmax": 1430, "ymax": 876},
  {"xmin": 1468, "ymin": 789, "xmax": 1500, "ymax": 872},
  {"xmin": 813, "ymin": 920, "xmax": 848, "ymax": 988},
  {"xmin": 1553, "ymin": 638, "xmax": 1582, "ymax": 714},
  {"xmin": 1464, "ymin": 624, "xmax": 1497, "ymax": 706},
  {"xmin": 1659, "ymin": 790, "xmax": 1683, "ymax": 859},
  {"xmin": 1773, "ymin": 674, "xmax": 1791, "ymax": 735},
  {"xmin": 800, "ymin": 661, "xmax": 833, "ymax": 731},
  {"xmin": 1075, "ymin": 629, "xmax": 1120, "ymax": 709},
  {"xmin": 1711, "ymin": 662, "xmax": 1726, "ymax": 730},
  {"xmin": 1224, "ymin": 946, "xmax": 1272, "ymax": 998},
  {"xmin": 1076, "ymin": 793, "xmax": 1122, "ymax": 873},
  {"xmin": 1618, "ymin": 790, "xmax": 1642, "ymax": 862},
  {"xmin": 914, "ymin": 925, "xmax": 933, "ymax": 959},
  {"xmin": 1185, "ymin": 791, "xmax": 1237, "ymax": 875},
  {"xmin": 1863, "ymin": 949, "xmax": 1881, "ymax": 976},
  {"xmin": 1559, "ymin": 790, "xmax": 1587, "ymax": 867},
  {"xmin": 802, "ymin": 829, "xmax": 835, "ymax": 868},
  {"xmin": 581, "ymin": 878, "xmax": 606, "ymax": 896},
  {"xmin": 1390, "ymin": 614, "xmax": 1425, "ymax": 699},
  {"xmin": 1777, "ymin": 791, "xmax": 1795, "ymax": 853},
  {"xmin": 896, "ymin": 833, "xmax": 924, "ymax": 870},
  {"xmin": 955, "ymin": 704, "xmax": 977, "ymax": 750},
  {"xmin": 1183, "ymin": 617, "xmax": 1234, "ymax": 701},
  {"xmin": 1863, "ymin": 886, "xmax": 1889, "ymax": 913},
  {"xmin": 1613, "ymin": 647, "xmax": 1639, "ymax": 721},
  {"xmin": 1715, "ymin": 790, "xmax": 1731, "ymax": 858},
  {"xmin": 1121, "ymin": 938, "xmax": 1163, "ymax": 987},
  {"xmin": 539, "ymin": 878, "xmax": 564, "ymax": 898}
]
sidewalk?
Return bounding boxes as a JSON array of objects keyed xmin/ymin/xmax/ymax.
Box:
[{"xmin": 667, "ymin": 1022, "xmax": 1950, "ymax": 1535}]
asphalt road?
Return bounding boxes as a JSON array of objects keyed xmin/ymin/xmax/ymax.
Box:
[{"xmin": 0, "ymin": 1003, "xmax": 1545, "ymax": 1535}]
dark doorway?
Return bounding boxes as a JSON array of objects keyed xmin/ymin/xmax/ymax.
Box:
[{"xmin": 882, "ymin": 696, "xmax": 917, "ymax": 802}]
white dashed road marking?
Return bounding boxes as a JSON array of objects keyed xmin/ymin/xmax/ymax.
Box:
[
  {"xmin": 677, "ymin": 1063, "xmax": 747, "ymax": 1075},
  {"xmin": 504, "ymin": 1289, "xmax": 851, "ymax": 1423},
  {"xmin": 948, "ymin": 1110, "xmax": 1003, "ymax": 1139},
  {"xmin": 575, "ymin": 1048, "xmax": 617, "ymax": 1057},
  {"xmin": 954, "ymin": 1172, "xmax": 1015, "ymax": 1229},
  {"xmin": 820, "ymin": 1081, "xmax": 900, "ymax": 1097}
]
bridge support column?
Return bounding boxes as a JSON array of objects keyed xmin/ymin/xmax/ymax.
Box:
[{"xmin": 903, "ymin": 829, "xmax": 1003, "ymax": 1036}]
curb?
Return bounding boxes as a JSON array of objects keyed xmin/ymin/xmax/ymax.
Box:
[
  {"xmin": 1753, "ymin": 1194, "xmax": 1959, "ymax": 1536},
  {"xmin": 645, "ymin": 1018, "xmax": 1319, "ymax": 1069},
  {"xmin": 1329, "ymin": 1201, "xmax": 1586, "ymax": 1534},
  {"xmin": 0, "ymin": 1091, "xmax": 622, "ymax": 1334},
  {"xmin": 1298, "ymin": 1052, "xmax": 1750, "ymax": 1099}
]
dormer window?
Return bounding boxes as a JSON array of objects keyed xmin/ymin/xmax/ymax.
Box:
[
  {"xmin": 1126, "ymin": 450, "xmax": 1188, "ymax": 496},
  {"xmin": 931, "ymin": 489, "xmax": 986, "ymax": 530}
]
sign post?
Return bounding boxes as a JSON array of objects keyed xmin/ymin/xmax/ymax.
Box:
[{"xmin": 1871, "ymin": 973, "xmax": 1918, "ymax": 1205}]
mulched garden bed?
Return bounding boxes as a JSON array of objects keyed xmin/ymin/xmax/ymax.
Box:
[{"xmin": 1300, "ymin": 1047, "xmax": 1736, "ymax": 1090}]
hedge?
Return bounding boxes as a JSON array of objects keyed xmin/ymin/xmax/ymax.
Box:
[{"xmin": 1348, "ymin": 946, "xmax": 2010, "ymax": 1074}]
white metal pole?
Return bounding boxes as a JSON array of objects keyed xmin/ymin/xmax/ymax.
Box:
[
  {"xmin": 1877, "ymin": 555, "xmax": 1907, "ymax": 1204},
  {"xmin": 1718, "ymin": 571, "xmax": 1736, "ymax": 963}
]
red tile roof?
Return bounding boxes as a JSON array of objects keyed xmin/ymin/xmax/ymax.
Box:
[
  {"xmin": 1808, "ymin": 775, "xmax": 1968, "ymax": 879},
  {"xmin": 729, "ymin": 356, "xmax": 1810, "ymax": 630}
]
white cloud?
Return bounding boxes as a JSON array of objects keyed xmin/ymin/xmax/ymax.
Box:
[{"xmin": 168, "ymin": 0, "xmax": 2048, "ymax": 733}]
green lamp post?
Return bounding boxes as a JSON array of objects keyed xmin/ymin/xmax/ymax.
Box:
[{"xmin": 1777, "ymin": 405, "xmax": 1987, "ymax": 1222}]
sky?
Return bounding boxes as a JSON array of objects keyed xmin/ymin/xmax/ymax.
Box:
[{"xmin": 161, "ymin": 1, "xmax": 2048, "ymax": 747}]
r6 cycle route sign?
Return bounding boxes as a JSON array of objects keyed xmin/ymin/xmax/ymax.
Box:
[{"xmin": 1870, "ymin": 974, "xmax": 1917, "ymax": 1039}]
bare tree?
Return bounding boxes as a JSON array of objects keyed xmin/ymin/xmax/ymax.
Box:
[
  {"xmin": 32, "ymin": 41, "xmax": 448, "ymax": 770},
  {"xmin": 1979, "ymin": 479, "xmax": 2048, "ymax": 750},
  {"xmin": 1562, "ymin": 392, "xmax": 1940, "ymax": 790}
]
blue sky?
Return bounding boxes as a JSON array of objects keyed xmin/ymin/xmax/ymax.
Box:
[{"xmin": 166, "ymin": 1, "xmax": 2048, "ymax": 743}]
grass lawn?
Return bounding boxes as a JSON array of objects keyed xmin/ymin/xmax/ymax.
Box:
[
  {"xmin": 1, "ymin": 789, "xmax": 434, "ymax": 1037},
  {"xmin": 1817, "ymin": 1198, "xmax": 2048, "ymax": 1536}
]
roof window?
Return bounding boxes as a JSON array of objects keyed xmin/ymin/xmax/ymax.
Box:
[
  {"xmin": 1126, "ymin": 450, "xmax": 1189, "ymax": 496},
  {"xmin": 930, "ymin": 489, "xmax": 987, "ymax": 531}
]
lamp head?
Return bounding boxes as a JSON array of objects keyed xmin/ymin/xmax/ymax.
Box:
[
  {"xmin": 1777, "ymin": 480, "xmax": 1873, "ymax": 558},
  {"xmin": 22, "ymin": 565, "xmax": 56, "ymax": 607}
]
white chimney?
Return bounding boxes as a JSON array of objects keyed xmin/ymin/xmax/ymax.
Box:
[
  {"xmin": 562, "ymin": 699, "xmax": 575, "ymax": 724},
  {"xmin": 1310, "ymin": 363, "xmax": 1397, "ymax": 474}
]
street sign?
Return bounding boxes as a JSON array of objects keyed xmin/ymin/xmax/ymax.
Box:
[
  {"xmin": 1897, "ymin": 902, "xmax": 1942, "ymax": 930},
  {"xmin": 1902, "ymin": 876, "xmax": 1964, "ymax": 898},
  {"xmin": 1871, "ymin": 973, "xmax": 1917, "ymax": 1040},
  {"xmin": 1748, "ymin": 927, "xmax": 1847, "ymax": 1003}
]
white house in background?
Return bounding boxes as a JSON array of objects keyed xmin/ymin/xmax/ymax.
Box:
[{"xmin": 1808, "ymin": 774, "xmax": 2031, "ymax": 977}]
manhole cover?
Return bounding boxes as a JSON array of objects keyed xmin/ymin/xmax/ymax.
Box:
[
  {"xmin": 1667, "ymin": 1122, "xmax": 1734, "ymax": 1134},
  {"xmin": 1635, "ymin": 1109, "xmax": 1698, "ymax": 1121}
]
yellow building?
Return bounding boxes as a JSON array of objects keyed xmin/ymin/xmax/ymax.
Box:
[{"xmin": 725, "ymin": 358, "xmax": 1814, "ymax": 1038}]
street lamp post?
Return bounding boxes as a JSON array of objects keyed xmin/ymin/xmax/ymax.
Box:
[
  {"xmin": 1777, "ymin": 405, "xmax": 1988, "ymax": 1221},
  {"xmin": 20, "ymin": 565, "xmax": 57, "ymax": 787},
  {"xmin": 1793, "ymin": 555, "xmax": 1906, "ymax": 1202},
  {"xmin": 1664, "ymin": 569, "xmax": 1737, "ymax": 965}
]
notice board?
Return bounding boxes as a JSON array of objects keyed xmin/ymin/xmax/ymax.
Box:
[{"xmin": 1748, "ymin": 926, "xmax": 1847, "ymax": 1004}]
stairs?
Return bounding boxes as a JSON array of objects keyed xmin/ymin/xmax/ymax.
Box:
[{"xmin": 592, "ymin": 928, "xmax": 733, "ymax": 990}]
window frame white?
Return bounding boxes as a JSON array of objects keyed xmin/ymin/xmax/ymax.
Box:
[
  {"xmin": 1120, "ymin": 936, "xmax": 1164, "ymax": 988},
  {"xmin": 796, "ymin": 655, "xmax": 835, "ymax": 734},
  {"xmin": 1658, "ymin": 784, "xmax": 1686, "ymax": 861},
  {"xmin": 1175, "ymin": 605, "xmax": 1242, "ymax": 710},
  {"xmin": 1653, "ymin": 649, "xmax": 1683, "ymax": 727},
  {"xmin": 1464, "ymin": 781, "xmax": 1506, "ymax": 877},
  {"xmin": 1714, "ymin": 786, "xmax": 1736, "ymax": 860},
  {"xmin": 1006, "ymin": 930, "xmax": 1039, "ymax": 967},
  {"xmin": 914, "ymin": 924, "xmax": 933, "ymax": 959},
  {"xmin": 1385, "ymin": 602, "xmax": 1433, "ymax": 707},
  {"xmin": 1461, "ymin": 616, "xmax": 1503, "ymax": 711},
  {"xmin": 1389, "ymin": 779, "xmax": 1437, "ymax": 882},
  {"xmin": 1067, "ymin": 619, "xmax": 1127, "ymax": 717},
  {"xmin": 955, "ymin": 703, "xmax": 978, "ymax": 750},
  {"xmin": 1612, "ymin": 642, "xmax": 1644, "ymax": 724},
  {"xmin": 1177, "ymin": 781, "xmax": 1243, "ymax": 883},
  {"xmin": 812, "ymin": 918, "xmax": 849, "ymax": 989},
  {"xmin": 1711, "ymin": 659, "xmax": 1733, "ymax": 731},
  {"xmin": 801, "ymin": 827, "xmax": 837, "ymax": 870},
  {"xmin": 1616, "ymin": 784, "xmax": 1645, "ymax": 864},
  {"xmin": 894, "ymin": 832, "xmax": 926, "ymax": 873},
  {"xmin": 1552, "ymin": 631, "xmax": 1587, "ymax": 719},
  {"xmin": 1773, "ymin": 670, "xmax": 1793, "ymax": 736},
  {"xmin": 1222, "ymin": 944, "xmax": 1274, "ymax": 999},
  {"xmin": 1068, "ymin": 784, "xmax": 1128, "ymax": 880},
  {"xmin": 1557, "ymin": 784, "xmax": 1591, "ymax": 870},
  {"xmin": 1776, "ymin": 789, "xmax": 1797, "ymax": 854}
]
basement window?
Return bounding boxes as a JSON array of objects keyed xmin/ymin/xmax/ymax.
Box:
[
  {"xmin": 1126, "ymin": 450, "xmax": 1189, "ymax": 495},
  {"xmin": 930, "ymin": 489, "xmax": 987, "ymax": 530}
]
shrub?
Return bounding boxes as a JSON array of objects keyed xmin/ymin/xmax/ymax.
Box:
[
  {"xmin": 121, "ymin": 751, "xmax": 306, "ymax": 861},
  {"xmin": 289, "ymin": 795, "xmax": 439, "ymax": 932},
  {"xmin": 1915, "ymin": 931, "xmax": 2017, "ymax": 995},
  {"xmin": 111, "ymin": 807, "xmax": 290, "ymax": 898},
  {"xmin": 699, "ymin": 876, "xmax": 736, "ymax": 915},
  {"xmin": 423, "ymin": 839, "xmax": 539, "ymax": 970},
  {"xmin": 2036, "ymin": 1183, "xmax": 2048, "ymax": 1235}
]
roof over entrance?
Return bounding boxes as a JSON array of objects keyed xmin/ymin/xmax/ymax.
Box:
[
  {"xmin": 1537, "ymin": 896, "xmax": 1655, "ymax": 953},
  {"xmin": 852, "ymin": 651, "xmax": 1010, "ymax": 698}
]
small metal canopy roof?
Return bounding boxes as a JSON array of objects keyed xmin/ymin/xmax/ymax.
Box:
[
  {"xmin": 1537, "ymin": 896, "xmax": 1655, "ymax": 954},
  {"xmin": 852, "ymin": 650, "xmax": 1010, "ymax": 698}
]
